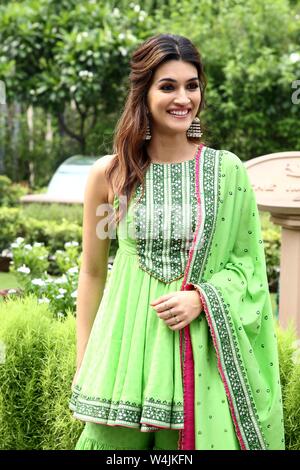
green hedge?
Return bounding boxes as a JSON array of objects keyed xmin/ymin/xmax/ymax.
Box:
[
  {"xmin": 0, "ymin": 176, "xmax": 28, "ymax": 207},
  {"xmin": 0, "ymin": 207, "xmax": 82, "ymax": 254},
  {"xmin": 0, "ymin": 208, "xmax": 24, "ymax": 253},
  {"xmin": 277, "ymin": 326, "xmax": 300, "ymax": 450},
  {"xmin": 0, "ymin": 295, "xmax": 83, "ymax": 450},
  {"xmin": 0, "ymin": 295, "xmax": 299, "ymax": 450},
  {"xmin": 0, "ymin": 207, "xmax": 118, "ymax": 261}
]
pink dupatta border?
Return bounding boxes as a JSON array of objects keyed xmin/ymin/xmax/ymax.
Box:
[
  {"xmin": 193, "ymin": 289, "xmax": 247, "ymax": 450},
  {"xmin": 178, "ymin": 142, "xmax": 204, "ymax": 450},
  {"xmin": 178, "ymin": 143, "xmax": 247, "ymax": 450}
]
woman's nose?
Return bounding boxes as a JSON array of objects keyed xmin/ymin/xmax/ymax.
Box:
[{"xmin": 174, "ymin": 89, "xmax": 191, "ymax": 105}]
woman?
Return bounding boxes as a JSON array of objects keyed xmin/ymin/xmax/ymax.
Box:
[{"xmin": 69, "ymin": 33, "xmax": 285, "ymax": 450}]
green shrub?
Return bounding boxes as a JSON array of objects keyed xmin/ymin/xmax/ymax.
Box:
[
  {"xmin": 0, "ymin": 208, "xmax": 23, "ymax": 253},
  {"xmin": 263, "ymin": 228, "xmax": 281, "ymax": 293},
  {"xmin": 0, "ymin": 176, "xmax": 28, "ymax": 207},
  {"xmin": 0, "ymin": 207, "xmax": 82, "ymax": 256},
  {"xmin": 9, "ymin": 239, "xmax": 80, "ymax": 318},
  {"xmin": 0, "ymin": 293, "xmax": 299, "ymax": 449},
  {"xmin": 20, "ymin": 218, "xmax": 82, "ymax": 253},
  {"xmin": 0, "ymin": 295, "xmax": 83, "ymax": 450},
  {"xmin": 21, "ymin": 203, "xmax": 83, "ymax": 225},
  {"xmin": 277, "ymin": 324, "xmax": 300, "ymax": 450},
  {"xmin": 10, "ymin": 239, "xmax": 50, "ymax": 285}
]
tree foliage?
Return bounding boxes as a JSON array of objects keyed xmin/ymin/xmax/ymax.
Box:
[
  {"xmin": 0, "ymin": 0, "xmax": 299, "ymax": 182},
  {"xmin": 152, "ymin": 0, "xmax": 300, "ymax": 158}
]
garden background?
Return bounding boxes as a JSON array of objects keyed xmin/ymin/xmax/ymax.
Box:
[{"xmin": 0, "ymin": 0, "xmax": 299, "ymax": 450}]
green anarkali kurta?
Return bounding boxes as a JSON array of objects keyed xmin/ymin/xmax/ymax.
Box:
[{"xmin": 69, "ymin": 144, "xmax": 285, "ymax": 450}]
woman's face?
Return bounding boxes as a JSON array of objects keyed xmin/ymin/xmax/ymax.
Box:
[{"xmin": 146, "ymin": 60, "xmax": 201, "ymax": 137}]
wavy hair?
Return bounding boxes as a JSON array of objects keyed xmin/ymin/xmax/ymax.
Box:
[{"xmin": 106, "ymin": 33, "xmax": 207, "ymax": 225}]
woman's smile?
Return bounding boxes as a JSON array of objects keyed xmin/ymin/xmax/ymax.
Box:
[{"xmin": 167, "ymin": 109, "xmax": 192, "ymax": 119}]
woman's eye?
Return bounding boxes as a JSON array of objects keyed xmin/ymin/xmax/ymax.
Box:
[
  {"xmin": 160, "ymin": 83, "xmax": 199, "ymax": 91},
  {"xmin": 160, "ymin": 85, "xmax": 173, "ymax": 91}
]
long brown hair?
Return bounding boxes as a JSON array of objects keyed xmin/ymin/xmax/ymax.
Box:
[{"xmin": 105, "ymin": 33, "xmax": 207, "ymax": 225}]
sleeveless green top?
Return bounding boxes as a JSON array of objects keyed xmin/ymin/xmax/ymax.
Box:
[{"xmin": 114, "ymin": 158, "xmax": 198, "ymax": 284}]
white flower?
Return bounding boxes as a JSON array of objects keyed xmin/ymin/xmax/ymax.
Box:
[
  {"xmin": 54, "ymin": 275, "xmax": 67, "ymax": 284},
  {"xmin": 76, "ymin": 32, "xmax": 89, "ymax": 43},
  {"xmin": 38, "ymin": 298, "xmax": 50, "ymax": 304},
  {"xmin": 71, "ymin": 290, "xmax": 78, "ymax": 298},
  {"xmin": 112, "ymin": 7, "xmax": 120, "ymax": 17},
  {"xmin": 119, "ymin": 47, "xmax": 128, "ymax": 57},
  {"xmin": 133, "ymin": 4, "xmax": 141, "ymax": 12},
  {"xmin": 67, "ymin": 266, "xmax": 78, "ymax": 275},
  {"xmin": 289, "ymin": 52, "xmax": 300, "ymax": 64},
  {"xmin": 58, "ymin": 288, "xmax": 67, "ymax": 295},
  {"xmin": 78, "ymin": 70, "xmax": 93, "ymax": 81},
  {"xmin": 15, "ymin": 237, "xmax": 25, "ymax": 244},
  {"xmin": 7, "ymin": 289, "xmax": 17, "ymax": 294},
  {"xmin": 57, "ymin": 312, "xmax": 64, "ymax": 318},
  {"xmin": 79, "ymin": 70, "xmax": 91, "ymax": 79},
  {"xmin": 118, "ymin": 33, "xmax": 126, "ymax": 40},
  {"xmin": 10, "ymin": 243, "xmax": 19, "ymax": 249},
  {"xmin": 70, "ymin": 85, "xmax": 77, "ymax": 93},
  {"xmin": 56, "ymin": 294, "xmax": 64, "ymax": 299},
  {"xmin": 139, "ymin": 11, "xmax": 147, "ymax": 21},
  {"xmin": 1, "ymin": 248, "xmax": 12, "ymax": 257},
  {"xmin": 127, "ymin": 32, "xmax": 136, "ymax": 42},
  {"xmin": 17, "ymin": 265, "xmax": 30, "ymax": 274},
  {"xmin": 24, "ymin": 244, "xmax": 32, "ymax": 250},
  {"xmin": 32, "ymin": 278, "xmax": 46, "ymax": 286},
  {"xmin": 33, "ymin": 242, "xmax": 43, "ymax": 247}
]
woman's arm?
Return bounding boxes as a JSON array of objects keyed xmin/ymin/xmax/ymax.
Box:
[{"xmin": 75, "ymin": 155, "xmax": 115, "ymax": 370}]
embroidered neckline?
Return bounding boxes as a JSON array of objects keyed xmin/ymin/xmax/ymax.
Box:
[{"xmin": 149, "ymin": 143, "xmax": 202, "ymax": 166}]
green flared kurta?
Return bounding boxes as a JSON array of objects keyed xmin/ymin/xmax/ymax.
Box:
[
  {"xmin": 69, "ymin": 153, "xmax": 201, "ymax": 433},
  {"xmin": 69, "ymin": 144, "xmax": 285, "ymax": 450}
]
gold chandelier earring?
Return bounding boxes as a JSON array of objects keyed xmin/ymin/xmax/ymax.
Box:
[
  {"xmin": 186, "ymin": 116, "xmax": 203, "ymax": 138},
  {"xmin": 145, "ymin": 108, "xmax": 151, "ymax": 140},
  {"xmin": 145, "ymin": 117, "xmax": 151, "ymax": 140}
]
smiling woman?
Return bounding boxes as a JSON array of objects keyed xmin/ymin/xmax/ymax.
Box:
[{"xmin": 69, "ymin": 33, "xmax": 285, "ymax": 451}]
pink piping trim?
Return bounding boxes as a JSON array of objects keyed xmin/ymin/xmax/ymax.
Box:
[
  {"xmin": 178, "ymin": 143, "xmax": 204, "ymax": 450},
  {"xmin": 181, "ymin": 143, "xmax": 204, "ymax": 291}
]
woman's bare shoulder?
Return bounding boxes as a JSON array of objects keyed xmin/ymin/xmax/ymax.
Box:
[
  {"xmin": 92, "ymin": 154, "xmax": 117, "ymax": 171},
  {"xmin": 87, "ymin": 154, "xmax": 118, "ymax": 205}
]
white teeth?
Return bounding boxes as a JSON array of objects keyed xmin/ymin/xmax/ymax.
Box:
[{"xmin": 169, "ymin": 110, "xmax": 189, "ymax": 116}]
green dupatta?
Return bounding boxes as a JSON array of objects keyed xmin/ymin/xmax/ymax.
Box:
[{"xmin": 179, "ymin": 145, "xmax": 285, "ymax": 450}]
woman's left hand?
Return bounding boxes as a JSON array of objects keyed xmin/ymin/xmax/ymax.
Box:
[{"xmin": 150, "ymin": 290, "xmax": 203, "ymax": 331}]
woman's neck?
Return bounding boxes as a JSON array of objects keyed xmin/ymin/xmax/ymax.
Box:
[{"xmin": 146, "ymin": 138, "xmax": 199, "ymax": 164}]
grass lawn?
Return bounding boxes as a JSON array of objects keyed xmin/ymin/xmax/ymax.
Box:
[{"xmin": 0, "ymin": 272, "xmax": 21, "ymax": 290}]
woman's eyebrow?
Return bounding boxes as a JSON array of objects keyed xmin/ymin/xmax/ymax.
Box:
[{"xmin": 157, "ymin": 77, "xmax": 199, "ymax": 84}]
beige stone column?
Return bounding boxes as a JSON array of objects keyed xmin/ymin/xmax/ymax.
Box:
[
  {"xmin": 271, "ymin": 215, "xmax": 300, "ymax": 335},
  {"xmin": 245, "ymin": 151, "xmax": 300, "ymax": 338}
]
